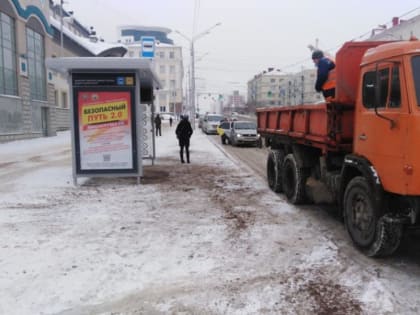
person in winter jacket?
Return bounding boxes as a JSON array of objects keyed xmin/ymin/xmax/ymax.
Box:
[
  {"xmin": 154, "ymin": 114, "xmax": 162, "ymax": 136},
  {"xmin": 175, "ymin": 115, "xmax": 193, "ymax": 163},
  {"xmin": 312, "ymin": 50, "xmax": 336, "ymax": 99}
]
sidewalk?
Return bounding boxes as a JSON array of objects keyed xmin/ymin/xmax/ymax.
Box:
[{"xmin": 0, "ymin": 125, "xmax": 403, "ymax": 314}]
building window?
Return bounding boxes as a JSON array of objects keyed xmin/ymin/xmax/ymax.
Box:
[
  {"xmin": 160, "ymin": 106, "xmax": 166, "ymax": 112},
  {"xmin": 159, "ymin": 51, "xmax": 165, "ymax": 58},
  {"xmin": 170, "ymin": 80, "xmax": 175, "ymax": 89},
  {"xmin": 0, "ymin": 12, "xmax": 17, "ymax": 95},
  {"xmin": 61, "ymin": 91, "xmax": 68, "ymax": 108},
  {"xmin": 270, "ymin": 78, "xmax": 276, "ymax": 83},
  {"xmin": 26, "ymin": 27, "xmax": 46, "ymax": 100},
  {"xmin": 159, "ymin": 65, "xmax": 165, "ymax": 74},
  {"xmin": 169, "ymin": 65, "xmax": 175, "ymax": 74},
  {"xmin": 169, "ymin": 51, "xmax": 175, "ymax": 59},
  {"xmin": 54, "ymin": 89, "xmax": 58, "ymax": 106}
]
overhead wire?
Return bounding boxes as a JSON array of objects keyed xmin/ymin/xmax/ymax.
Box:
[
  {"xmin": 279, "ymin": 6, "xmax": 420, "ymax": 71},
  {"xmin": 194, "ymin": 6, "xmax": 420, "ymax": 76}
]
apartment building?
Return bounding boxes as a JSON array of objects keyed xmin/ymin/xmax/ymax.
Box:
[
  {"xmin": 119, "ymin": 26, "xmax": 184, "ymax": 116},
  {"xmin": 278, "ymin": 68, "xmax": 322, "ymax": 106},
  {"xmin": 223, "ymin": 90, "xmax": 246, "ymax": 115},
  {"xmin": 247, "ymin": 68, "xmax": 320, "ymax": 110}
]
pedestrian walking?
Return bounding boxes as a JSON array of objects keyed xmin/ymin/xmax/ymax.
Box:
[
  {"xmin": 175, "ymin": 115, "xmax": 193, "ymax": 163},
  {"xmin": 154, "ymin": 114, "xmax": 162, "ymax": 136},
  {"xmin": 169, "ymin": 116, "xmax": 173, "ymax": 127}
]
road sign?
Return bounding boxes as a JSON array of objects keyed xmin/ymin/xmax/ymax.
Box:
[{"xmin": 141, "ymin": 36, "xmax": 155, "ymax": 58}]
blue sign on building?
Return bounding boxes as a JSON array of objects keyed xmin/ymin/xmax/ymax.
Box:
[
  {"xmin": 141, "ymin": 36, "xmax": 155, "ymax": 58},
  {"xmin": 117, "ymin": 77, "xmax": 125, "ymax": 85}
]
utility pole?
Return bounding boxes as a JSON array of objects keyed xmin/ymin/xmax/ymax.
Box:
[
  {"xmin": 175, "ymin": 22, "xmax": 221, "ymax": 129},
  {"xmin": 190, "ymin": 41, "xmax": 196, "ymax": 124}
]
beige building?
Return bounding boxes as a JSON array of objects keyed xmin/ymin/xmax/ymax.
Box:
[
  {"xmin": 0, "ymin": 0, "xmax": 56, "ymax": 142},
  {"xmin": 0, "ymin": 0, "xmax": 126, "ymax": 142},
  {"xmin": 119, "ymin": 26, "xmax": 184, "ymax": 116}
]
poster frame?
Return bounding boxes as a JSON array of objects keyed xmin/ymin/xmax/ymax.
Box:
[{"xmin": 73, "ymin": 84, "xmax": 138, "ymax": 175}]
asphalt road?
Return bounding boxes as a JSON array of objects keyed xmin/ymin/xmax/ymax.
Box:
[{"xmin": 205, "ymin": 130, "xmax": 420, "ymax": 273}]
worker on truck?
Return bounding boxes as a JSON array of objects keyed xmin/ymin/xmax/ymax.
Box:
[{"xmin": 312, "ymin": 50, "xmax": 336, "ymax": 100}]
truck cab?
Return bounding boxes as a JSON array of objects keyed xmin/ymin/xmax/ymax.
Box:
[{"xmin": 354, "ymin": 40, "xmax": 420, "ymax": 196}]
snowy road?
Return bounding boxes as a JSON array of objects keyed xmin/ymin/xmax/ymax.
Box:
[{"xmin": 1, "ymin": 124, "xmax": 420, "ymax": 314}]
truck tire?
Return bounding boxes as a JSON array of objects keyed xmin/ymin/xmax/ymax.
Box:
[
  {"xmin": 343, "ymin": 176, "xmax": 403, "ymax": 257},
  {"xmin": 281, "ymin": 154, "xmax": 308, "ymax": 204},
  {"xmin": 267, "ymin": 150, "xmax": 285, "ymax": 193}
]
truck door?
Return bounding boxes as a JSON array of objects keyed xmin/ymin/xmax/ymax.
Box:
[{"xmin": 354, "ymin": 62, "xmax": 409, "ymax": 194}]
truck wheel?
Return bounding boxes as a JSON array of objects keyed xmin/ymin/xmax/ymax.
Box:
[
  {"xmin": 343, "ymin": 176, "xmax": 403, "ymax": 257},
  {"xmin": 267, "ymin": 150, "xmax": 285, "ymax": 193},
  {"xmin": 281, "ymin": 154, "xmax": 308, "ymax": 204}
]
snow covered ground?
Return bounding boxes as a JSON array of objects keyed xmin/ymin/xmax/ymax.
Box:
[{"xmin": 1, "ymin": 123, "xmax": 420, "ymax": 315}]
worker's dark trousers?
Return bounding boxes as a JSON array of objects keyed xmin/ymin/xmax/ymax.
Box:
[{"xmin": 322, "ymin": 88, "xmax": 335, "ymax": 99}]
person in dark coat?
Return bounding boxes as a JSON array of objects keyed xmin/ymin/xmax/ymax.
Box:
[
  {"xmin": 175, "ymin": 115, "xmax": 193, "ymax": 163},
  {"xmin": 169, "ymin": 116, "xmax": 173, "ymax": 127},
  {"xmin": 154, "ymin": 114, "xmax": 162, "ymax": 136}
]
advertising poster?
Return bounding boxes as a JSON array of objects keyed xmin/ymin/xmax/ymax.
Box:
[{"xmin": 78, "ymin": 91, "xmax": 134, "ymax": 170}]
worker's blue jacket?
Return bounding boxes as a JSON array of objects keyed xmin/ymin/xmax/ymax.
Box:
[{"xmin": 315, "ymin": 57, "xmax": 336, "ymax": 92}]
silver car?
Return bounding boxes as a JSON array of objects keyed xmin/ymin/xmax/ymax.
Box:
[
  {"xmin": 228, "ymin": 121, "xmax": 262, "ymax": 147},
  {"xmin": 202, "ymin": 114, "xmax": 224, "ymax": 134}
]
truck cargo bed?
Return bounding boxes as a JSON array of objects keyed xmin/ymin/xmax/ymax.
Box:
[{"xmin": 256, "ymin": 102, "xmax": 354, "ymax": 153}]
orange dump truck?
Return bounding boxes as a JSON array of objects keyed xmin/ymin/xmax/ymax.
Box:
[{"xmin": 257, "ymin": 39, "xmax": 420, "ymax": 257}]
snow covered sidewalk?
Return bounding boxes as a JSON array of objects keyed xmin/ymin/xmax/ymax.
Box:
[{"xmin": 0, "ymin": 124, "xmax": 417, "ymax": 314}]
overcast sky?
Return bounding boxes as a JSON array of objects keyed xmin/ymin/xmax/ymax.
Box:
[{"xmin": 63, "ymin": 0, "xmax": 420, "ymax": 95}]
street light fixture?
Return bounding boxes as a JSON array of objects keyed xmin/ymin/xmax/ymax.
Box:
[{"xmin": 175, "ymin": 22, "xmax": 221, "ymax": 129}]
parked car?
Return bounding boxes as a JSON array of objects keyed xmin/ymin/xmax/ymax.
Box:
[
  {"xmin": 198, "ymin": 115, "xmax": 205, "ymax": 128},
  {"xmin": 202, "ymin": 114, "xmax": 224, "ymax": 134},
  {"xmin": 217, "ymin": 121, "xmax": 231, "ymax": 144},
  {"xmin": 160, "ymin": 112, "xmax": 176, "ymax": 121},
  {"xmin": 227, "ymin": 120, "xmax": 262, "ymax": 147}
]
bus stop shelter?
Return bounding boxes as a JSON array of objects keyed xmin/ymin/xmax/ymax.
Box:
[{"xmin": 46, "ymin": 57, "xmax": 161, "ymax": 185}]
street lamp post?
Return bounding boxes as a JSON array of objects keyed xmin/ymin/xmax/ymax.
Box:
[{"xmin": 175, "ymin": 22, "xmax": 221, "ymax": 129}]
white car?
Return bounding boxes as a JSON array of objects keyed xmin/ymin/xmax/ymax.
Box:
[
  {"xmin": 160, "ymin": 113, "xmax": 175, "ymax": 121},
  {"xmin": 202, "ymin": 114, "xmax": 224, "ymax": 134}
]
